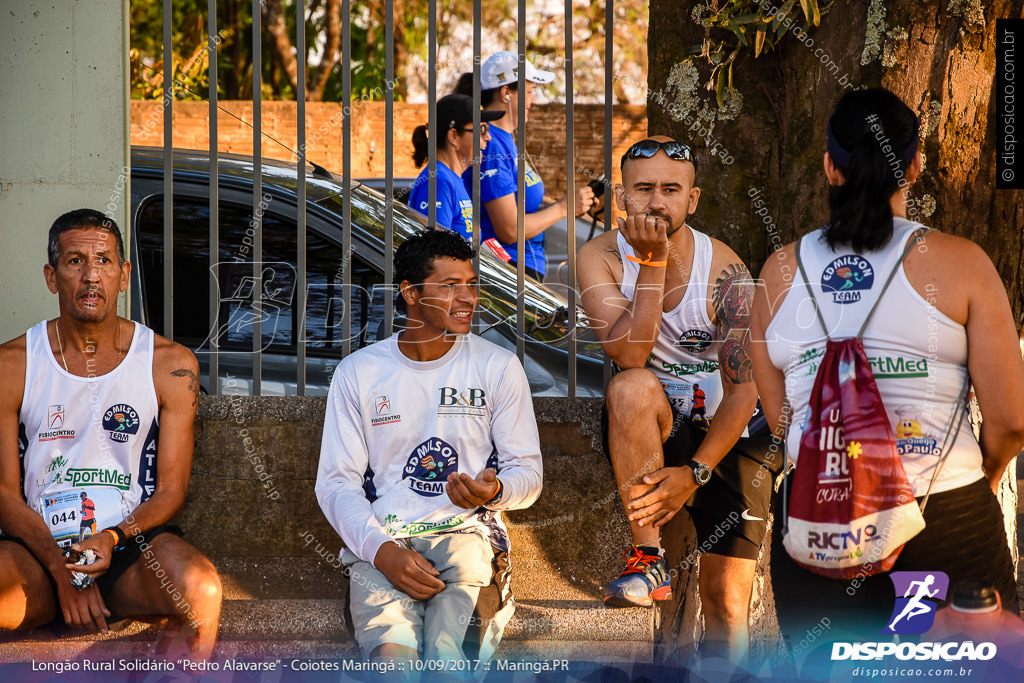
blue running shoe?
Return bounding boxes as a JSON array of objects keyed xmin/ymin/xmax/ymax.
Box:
[{"xmin": 604, "ymin": 545, "xmax": 671, "ymax": 607}]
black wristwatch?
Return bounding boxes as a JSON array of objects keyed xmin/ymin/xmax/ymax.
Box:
[{"xmin": 684, "ymin": 461, "xmax": 712, "ymax": 486}]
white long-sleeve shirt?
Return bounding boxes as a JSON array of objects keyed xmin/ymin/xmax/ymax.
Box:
[{"xmin": 315, "ymin": 333, "xmax": 543, "ymax": 564}]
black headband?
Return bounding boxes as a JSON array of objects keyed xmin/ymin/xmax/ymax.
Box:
[{"xmin": 827, "ymin": 114, "xmax": 920, "ymax": 170}]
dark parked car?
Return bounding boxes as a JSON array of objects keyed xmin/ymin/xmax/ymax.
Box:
[{"xmin": 128, "ymin": 147, "xmax": 605, "ymax": 396}]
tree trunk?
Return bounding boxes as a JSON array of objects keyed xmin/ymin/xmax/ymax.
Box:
[
  {"xmin": 262, "ymin": 0, "xmax": 299, "ymax": 96},
  {"xmin": 650, "ymin": 0, "xmax": 1024, "ymax": 661},
  {"xmin": 649, "ymin": 0, "xmax": 1024, "ymax": 308},
  {"xmin": 310, "ymin": 0, "xmax": 342, "ymax": 101}
]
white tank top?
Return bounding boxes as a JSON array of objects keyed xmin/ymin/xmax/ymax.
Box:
[
  {"xmin": 19, "ymin": 320, "xmax": 160, "ymax": 548},
  {"xmin": 765, "ymin": 219, "xmax": 982, "ymax": 495},
  {"xmin": 617, "ymin": 227, "xmax": 724, "ymax": 418}
]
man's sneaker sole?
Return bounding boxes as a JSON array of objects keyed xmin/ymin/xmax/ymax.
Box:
[{"xmin": 603, "ymin": 586, "xmax": 672, "ymax": 608}]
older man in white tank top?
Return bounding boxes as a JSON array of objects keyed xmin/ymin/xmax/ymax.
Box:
[{"xmin": 0, "ymin": 209, "xmax": 221, "ymax": 659}]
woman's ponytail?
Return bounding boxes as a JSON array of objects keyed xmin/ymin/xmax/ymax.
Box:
[{"xmin": 824, "ymin": 88, "xmax": 919, "ymax": 253}]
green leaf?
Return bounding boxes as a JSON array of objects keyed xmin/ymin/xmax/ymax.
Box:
[
  {"xmin": 774, "ymin": 0, "xmax": 796, "ymax": 37},
  {"xmin": 809, "ymin": 0, "xmax": 820, "ymax": 25},
  {"xmin": 728, "ymin": 60, "xmax": 734, "ymax": 92},
  {"xmin": 734, "ymin": 26, "xmax": 749, "ymax": 46},
  {"xmin": 730, "ymin": 14, "xmax": 762, "ymax": 25},
  {"xmin": 798, "ymin": 0, "xmax": 811, "ymax": 20},
  {"xmin": 716, "ymin": 67, "xmax": 727, "ymax": 107},
  {"xmin": 754, "ymin": 25, "xmax": 767, "ymax": 57}
]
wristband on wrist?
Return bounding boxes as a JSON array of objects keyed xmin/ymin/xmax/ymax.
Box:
[
  {"xmin": 485, "ymin": 478, "xmax": 504, "ymax": 507},
  {"xmin": 102, "ymin": 526, "xmax": 126, "ymax": 550},
  {"xmin": 624, "ymin": 252, "xmax": 668, "ymax": 267},
  {"xmin": 101, "ymin": 527, "xmax": 120, "ymax": 546}
]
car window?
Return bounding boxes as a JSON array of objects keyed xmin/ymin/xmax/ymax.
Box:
[{"xmin": 135, "ymin": 195, "xmax": 386, "ymax": 357}]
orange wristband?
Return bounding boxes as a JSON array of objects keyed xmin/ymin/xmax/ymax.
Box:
[
  {"xmin": 102, "ymin": 527, "xmax": 121, "ymax": 546},
  {"xmin": 625, "ymin": 252, "xmax": 668, "ymax": 267}
]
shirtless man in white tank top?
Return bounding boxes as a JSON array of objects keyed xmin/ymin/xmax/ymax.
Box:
[{"xmin": 0, "ymin": 209, "xmax": 221, "ymax": 659}]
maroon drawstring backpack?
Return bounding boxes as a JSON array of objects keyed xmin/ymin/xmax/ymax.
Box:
[{"xmin": 783, "ymin": 228, "xmax": 968, "ymax": 579}]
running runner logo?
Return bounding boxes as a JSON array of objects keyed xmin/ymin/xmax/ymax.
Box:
[
  {"xmin": 882, "ymin": 571, "xmax": 949, "ymax": 635},
  {"xmin": 821, "ymin": 255, "xmax": 874, "ymax": 304},
  {"xmin": 48, "ymin": 405, "xmax": 64, "ymax": 429},
  {"xmin": 403, "ymin": 437, "xmax": 459, "ymax": 497},
  {"xmin": 102, "ymin": 404, "xmax": 140, "ymax": 443},
  {"xmin": 39, "ymin": 404, "xmax": 75, "ymax": 441},
  {"xmin": 676, "ymin": 329, "xmax": 712, "ymax": 354},
  {"xmin": 371, "ymin": 395, "xmax": 401, "ymax": 426}
]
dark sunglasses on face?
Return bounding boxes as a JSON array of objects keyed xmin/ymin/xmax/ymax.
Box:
[
  {"xmin": 622, "ymin": 139, "xmax": 696, "ymax": 169},
  {"xmin": 458, "ymin": 122, "xmax": 489, "ymax": 136}
]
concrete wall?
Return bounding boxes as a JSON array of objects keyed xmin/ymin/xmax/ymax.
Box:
[{"xmin": 0, "ymin": 1, "xmax": 130, "ymax": 343}]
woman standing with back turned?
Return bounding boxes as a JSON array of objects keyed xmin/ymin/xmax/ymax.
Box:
[{"xmin": 751, "ymin": 87, "xmax": 1024, "ymax": 645}]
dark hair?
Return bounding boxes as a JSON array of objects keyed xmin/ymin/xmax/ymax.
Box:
[
  {"xmin": 411, "ymin": 124, "xmax": 453, "ymax": 167},
  {"xmin": 824, "ymin": 88, "xmax": 919, "ymax": 253},
  {"xmin": 48, "ymin": 209, "xmax": 125, "ymax": 268},
  {"xmin": 453, "ymin": 72, "xmax": 514, "ymax": 108},
  {"xmin": 394, "ymin": 229, "xmax": 476, "ymax": 313}
]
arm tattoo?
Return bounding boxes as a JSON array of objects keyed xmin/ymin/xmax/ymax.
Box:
[
  {"xmin": 171, "ymin": 368, "xmax": 200, "ymax": 408},
  {"xmin": 603, "ymin": 246, "xmax": 623, "ymax": 265},
  {"xmin": 712, "ymin": 263, "xmax": 754, "ymax": 384}
]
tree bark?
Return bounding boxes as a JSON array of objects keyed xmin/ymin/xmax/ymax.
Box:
[
  {"xmin": 650, "ymin": 0, "xmax": 1024, "ymax": 661},
  {"xmin": 649, "ymin": 0, "xmax": 1024, "ymax": 312},
  {"xmin": 262, "ymin": 0, "xmax": 299, "ymax": 96},
  {"xmin": 310, "ymin": 0, "xmax": 342, "ymax": 101}
]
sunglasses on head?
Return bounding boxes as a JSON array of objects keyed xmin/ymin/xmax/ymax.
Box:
[{"xmin": 622, "ymin": 140, "xmax": 696, "ymax": 169}]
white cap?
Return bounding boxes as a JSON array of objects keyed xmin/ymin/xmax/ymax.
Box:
[{"xmin": 480, "ymin": 51, "xmax": 555, "ymax": 90}]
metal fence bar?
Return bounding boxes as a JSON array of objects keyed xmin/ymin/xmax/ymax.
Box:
[
  {"xmin": 208, "ymin": 0, "xmax": 219, "ymax": 395},
  {"xmin": 471, "ymin": 0, "xmax": 481, "ymax": 272},
  {"xmin": 427, "ymin": 0, "xmax": 437, "ymax": 229},
  {"xmin": 384, "ymin": 0, "xmax": 395, "ymax": 336},
  {"xmin": 252, "ymin": 0, "xmax": 263, "ymax": 394},
  {"xmin": 471, "ymin": 0, "xmax": 482, "ymax": 333},
  {"xmin": 296, "ymin": 1, "xmax": 307, "ymax": 395},
  {"xmin": 515, "ymin": 0, "xmax": 526, "ymax": 362},
  {"xmin": 564, "ymin": 0, "xmax": 576, "ymax": 398},
  {"xmin": 603, "ymin": 0, "xmax": 614, "ymax": 389},
  {"xmin": 162, "ymin": 0, "xmax": 173, "ymax": 341},
  {"xmin": 341, "ymin": 0, "xmax": 352, "ymax": 357}
]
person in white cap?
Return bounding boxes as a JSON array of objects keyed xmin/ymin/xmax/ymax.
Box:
[{"xmin": 454, "ymin": 51, "xmax": 595, "ymax": 280}]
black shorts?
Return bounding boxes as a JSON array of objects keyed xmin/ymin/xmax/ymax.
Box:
[
  {"xmin": 770, "ymin": 477, "xmax": 1018, "ymax": 645},
  {"xmin": 1, "ymin": 525, "xmax": 183, "ymax": 606},
  {"xmin": 602, "ymin": 405, "xmax": 777, "ymax": 561}
]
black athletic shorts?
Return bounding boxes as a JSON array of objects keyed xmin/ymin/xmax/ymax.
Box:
[
  {"xmin": 602, "ymin": 404, "xmax": 778, "ymax": 561},
  {"xmin": 0, "ymin": 525, "xmax": 183, "ymax": 607},
  {"xmin": 770, "ymin": 476, "xmax": 1018, "ymax": 647}
]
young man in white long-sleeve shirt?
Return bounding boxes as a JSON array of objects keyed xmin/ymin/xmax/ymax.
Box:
[{"xmin": 316, "ymin": 228, "xmax": 542, "ymax": 664}]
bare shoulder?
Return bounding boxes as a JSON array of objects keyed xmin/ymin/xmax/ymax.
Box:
[
  {"xmin": 578, "ymin": 229, "xmax": 623, "ymax": 284},
  {"xmin": 578, "ymin": 229, "xmax": 620, "ymax": 263},
  {"xmin": 759, "ymin": 242, "xmax": 799, "ymax": 297},
  {"xmin": 707, "ymin": 235, "xmax": 747, "ymax": 273},
  {"xmin": 152, "ymin": 332, "xmax": 200, "ymax": 409},
  {"xmin": 707, "ymin": 236, "xmax": 753, "ymax": 292},
  {"xmin": 0, "ymin": 334, "xmax": 27, "ymax": 411}
]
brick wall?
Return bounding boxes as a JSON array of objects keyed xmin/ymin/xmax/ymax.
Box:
[{"xmin": 131, "ymin": 100, "xmax": 647, "ymax": 201}]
